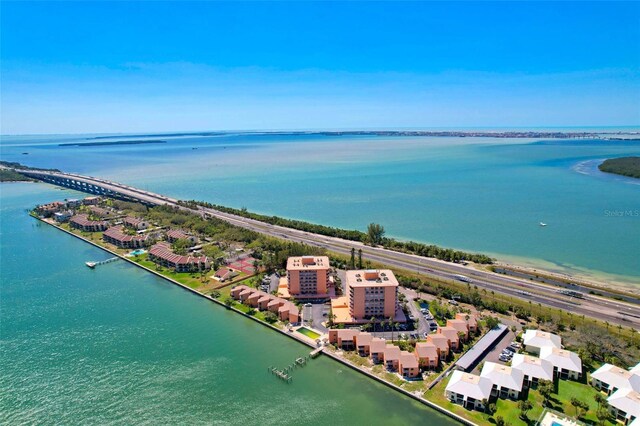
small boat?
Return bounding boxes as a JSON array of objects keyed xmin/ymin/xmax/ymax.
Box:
[
  {"xmin": 85, "ymin": 261, "xmax": 96, "ymax": 268},
  {"xmin": 539, "ymin": 222, "xmax": 547, "ymax": 227}
]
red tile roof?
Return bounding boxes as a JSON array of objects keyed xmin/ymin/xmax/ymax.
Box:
[
  {"xmin": 70, "ymin": 214, "xmax": 108, "ymax": 228},
  {"xmin": 167, "ymin": 229, "xmax": 190, "ymax": 240},
  {"xmin": 148, "ymin": 242, "xmax": 208, "ymax": 266},
  {"xmin": 103, "ymin": 226, "xmax": 148, "ymax": 243}
]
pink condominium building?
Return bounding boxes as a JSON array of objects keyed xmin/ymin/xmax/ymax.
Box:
[
  {"xmin": 346, "ymin": 269, "xmax": 398, "ymax": 320},
  {"xmin": 286, "ymin": 256, "xmax": 330, "ymax": 297}
]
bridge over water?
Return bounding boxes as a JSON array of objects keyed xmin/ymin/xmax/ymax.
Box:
[{"xmin": 18, "ymin": 169, "xmax": 170, "ymax": 206}]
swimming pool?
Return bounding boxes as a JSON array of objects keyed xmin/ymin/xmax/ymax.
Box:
[
  {"xmin": 296, "ymin": 327, "xmax": 321, "ymax": 340},
  {"xmin": 129, "ymin": 249, "xmax": 146, "ymax": 256}
]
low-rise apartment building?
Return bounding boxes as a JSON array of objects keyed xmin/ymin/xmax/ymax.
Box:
[
  {"xmin": 511, "ymin": 353, "xmax": 555, "ymax": 387},
  {"xmin": 69, "ymin": 214, "xmax": 109, "ymax": 232},
  {"xmin": 148, "ymin": 242, "xmax": 210, "ymax": 272},
  {"xmin": 522, "ymin": 329, "xmax": 561, "ymax": 355},
  {"xmin": 539, "ymin": 347, "xmax": 582, "ymax": 381},
  {"xmin": 123, "ymin": 216, "xmax": 149, "ymax": 230},
  {"xmin": 399, "ymin": 351, "xmax": 420, "ymax": 379},
  {"xmin": 481, "ymin": 362, "xmax": 524, "ymax": 400},
  {"xmin": 591, "ymin": 363, "xmax": 640, "ymax": 395},
  {"xmin": 103, "ymin": 226, "xmax": 149, "ymax": 249},
  {"xmin": 414, "ymin": 342, "xmax": 439, "ymax": 369},
  {"xmin": 438, "ymin": 326, "xmax": 461, "ymax": 351},
  {"xmin": 445, "ymin": 371, "xmax": 493, "ymax": 411}
]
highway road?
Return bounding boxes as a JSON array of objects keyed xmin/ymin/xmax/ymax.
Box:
[{"xmin": 18, "ymin": 168, "xmax": 640, "ymax": 329}]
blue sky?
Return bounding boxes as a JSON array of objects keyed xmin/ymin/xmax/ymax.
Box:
[{"xmin": 1, "ymin": 1, "xmax": 639, "ymax": 134}]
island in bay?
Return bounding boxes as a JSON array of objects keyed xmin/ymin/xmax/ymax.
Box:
[{"xmin": 598, "ymin": 156, "xmax": 640, "ymax": 179}]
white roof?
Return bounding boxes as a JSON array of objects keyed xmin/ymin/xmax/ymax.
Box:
[
  {"xmin": 480, "ymin": 362, "xmax": 524, "ymax": 392},
  {"xmin": 631, "ymin": 362, "xmax": 640, "ymax": 374},
  {"xmin": 591, "ymin": 363, "xmax": 640, "ymax": 392},
  {"xmin": 522, "ymin": 329, "xmax": 562, "ymax": 350},
  {"xmin": 446, "ymin": 370, "xmax": 493, "ymax": 401},
  {"xmin": 607, "ymin": 388, "xmax": 640, "ymax": 418},
  {"xmin": 539, "ymin": 347, "xmax": 582, "ymax": 373},
  {"xmin": 511, "ymin": 354, "xmax": 555, "ymax": 382}
]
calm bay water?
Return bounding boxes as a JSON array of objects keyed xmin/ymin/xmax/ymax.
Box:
[
  {"xmin": 0, "ymin": 183, "xmax": 455, "ymax": 425},
  {"xmin": 1, "ymin": 132, "xmax": 638, "ymax": 286}
]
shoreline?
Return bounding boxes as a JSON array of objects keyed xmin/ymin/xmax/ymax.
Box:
[
  {"xmin": 32, "ymin": 214, "xmax": 475, "ymax": 426},
  {"xmin": 491, "ymin": 260, "xmax": 640, "ymax": 298}
]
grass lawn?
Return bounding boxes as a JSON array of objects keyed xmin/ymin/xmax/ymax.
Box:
[
  {"xmin": 343, "ymin": 351, "xmax": 371, "ymax": 368},
  {"xmin": 493, "ymin": 389, "xmax": 545, "ymax": 426},
  {"xmin": 550, "ymin": 380, "xmax": 615, "ymax": 425},
  {"xmin": 132, "ymin": 256, "xmax": 207, "ymax": 289}
]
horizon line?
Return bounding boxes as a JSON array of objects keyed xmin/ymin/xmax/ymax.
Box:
[{"xmin": 3, "ymin": 125, "xmax": 640, "ymax": 138}]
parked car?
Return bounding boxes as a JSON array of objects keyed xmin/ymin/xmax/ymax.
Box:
[
  {"xmin": 499, "ymin": 354, "xmax": 511, "ymax": 362},
  {"xmin": 504, "ymin": 346, "xmax": 516, "ymax": 353}
]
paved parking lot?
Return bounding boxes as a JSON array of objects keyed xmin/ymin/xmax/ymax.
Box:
[{"xmin": 472, "ymin": 329, "xmax": 516, "ymax": 374}]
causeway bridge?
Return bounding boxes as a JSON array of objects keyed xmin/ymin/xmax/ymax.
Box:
[{"xmin": 12, "ymin": 167, "xmax": 640, "ymax": 328}]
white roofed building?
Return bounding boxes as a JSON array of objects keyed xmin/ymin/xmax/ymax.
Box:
[
  {"xmin": 480, "ymin": 362, "xmax": 524, "ymax": 400},
  {"xmin": 607, "ymin": 388, "xmax": 640, "ymax": 425},
  {"xmin": 540, "ymin": 347, "xmax": 582, "ymax": 381},
  {"xmin": 591, "ymin": 363, "xmax": 640, "ymax": 395},
  {"xmin": 511, "ymin": 353, "xmax": 555, "ymax": 387},
  {"xmin": 445, "ymin": 371, "xmax": 493, "ymax": 411},
  {"xmin": 522, "ymin": 329, "xmax": 562, "ymax": 355}
]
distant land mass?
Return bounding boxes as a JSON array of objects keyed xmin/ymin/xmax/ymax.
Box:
[
  {"xmin": 86, "ymin": 133, "xmax": 224, "ymax": 140},
  {"xmin": 598, "ymin": 156, "xmax": 640, "ymax": 179},
  {"xmin": 79, "ymin": 130, "xmax": 640, "ymax": 141},
  {"xmin": 59, "ymin": 140, "xmax": 167, "ymax": 147}
]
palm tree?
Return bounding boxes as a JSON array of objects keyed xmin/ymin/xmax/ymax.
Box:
[
  {"xmin": 518, "ymin": 400, "xmax": 532, "ymax": 420},
  {"xmin": 594, "ymin": 393, "xmax": 606, "ymax": 410},
  {"xmin": 370, "ymin": 316, "xmax": 376, "ymax": 332},
  {"xmin": 329, "ymin": 313, "xmax": 337, "ymax": 327}
]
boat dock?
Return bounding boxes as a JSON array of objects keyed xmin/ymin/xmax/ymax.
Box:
[
  {"xmin": 268, "ymin": 353, "xmax": 314, "ymax": 383},
  {"xmin": 85, "ymin": 257, "xmax": 120, "ymax": 268},
  {"xmin": 310, "ymin": 347, "xmax": 324, "ymax": 358}
]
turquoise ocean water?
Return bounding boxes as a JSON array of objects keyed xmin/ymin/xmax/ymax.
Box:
[
  {"xmin": 0, "ymin": 183, "xmax": 455, "ymax": 425},
  {"xmin": 1, "ymin": 132, "xmax": 638, "ymax": 286}
]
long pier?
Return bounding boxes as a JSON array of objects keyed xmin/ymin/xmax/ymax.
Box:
[
  {"xmin": 12, "ymin": 167, "xmax": 640, "ymax": 328},
  {"xmin": 86, "ymin": 257, "xmax": 120, "ymax": 268}
]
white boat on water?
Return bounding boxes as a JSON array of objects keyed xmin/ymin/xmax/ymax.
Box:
[
  {"xmin": 85, "ymin": 261, "xmax": 97, "ymax": 268},
  {"xmin": 539, "ymin": 222, "xmax": 547, "ymax": 227}
]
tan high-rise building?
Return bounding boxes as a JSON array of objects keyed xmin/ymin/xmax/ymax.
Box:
[
  {"xmin": 345, "ymin": 269, "xmax": 398, "ymax": 320},
  {"xmin": 286, "ymin": 256, "xmax": 330, "ymax": 297}
]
